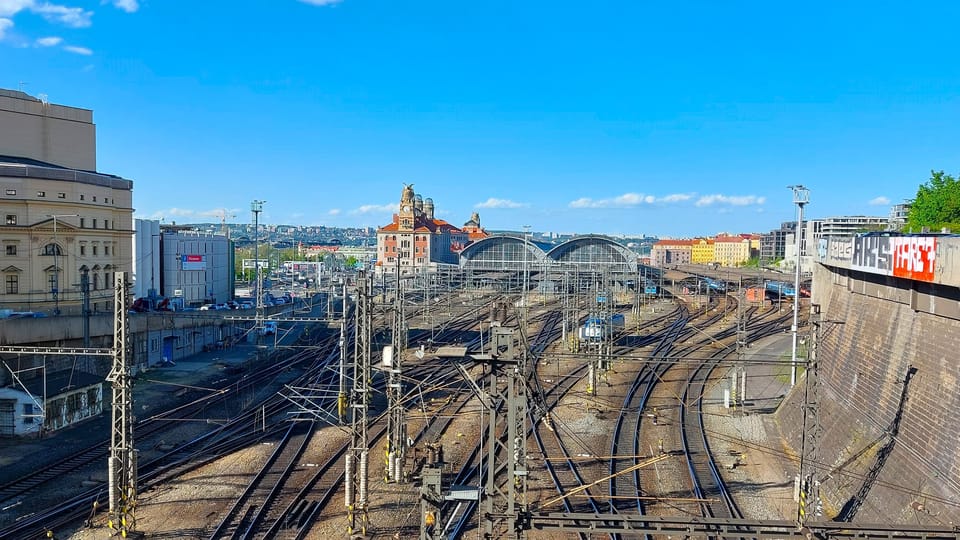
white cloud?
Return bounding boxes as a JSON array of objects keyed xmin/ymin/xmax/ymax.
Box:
[
  {"xmin": 0, "ymin": 1, "xmax": 32, "ymax": 17},
  {"xmin": 63, "ymin": 44, "xmax": 91, "ymax": 55},
  {"xmin": 350, "ymin": 203, "xmax": 396, "ymax": 215},
  {"xmin": 0, "ymin": 1, "xmax": 93, "ymax": 34},
  {"xmin": 328, "ymin": 208, "xmax": 342, "ymax": 216},
  {"xmin": 110, "ymin": 0, "xmax": 138, "ymax": 13},
  {"xmin": 868, "ymin": 196, "xmax": 890, "ymax": 206},
  {"xmin": 474, "ymin": 197, "xmax": 528, "ymax": 209},
  {"xmin": 298, "ymin": 0, "xmax": 343, "ymax": 5},
  {"xmin": 35, "ymin": 35, "xmax": 61, "ymax": 46},
  {"xmin": 33, "ymin": 2, "xmax": 93, "ymax": 27},
  {"xmin": 694, "ymin": 194, "xmax": 766, "ymax": 207},
  {"xmin": 569, "ymin": 192, "xmax": 692, "ymax": 208},
  {"xmin": 660, "ymin": 193, "xmax": 693, "ymax": 203}
]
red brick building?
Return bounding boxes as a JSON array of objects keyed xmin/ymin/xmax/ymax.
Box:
[{"xmin": 376, "ymin": 185, "xmax": 481, "ymax": 275}]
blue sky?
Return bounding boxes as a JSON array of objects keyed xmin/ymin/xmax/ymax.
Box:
[{"xmin": 2, "ymin": 1, "xmax": 958, "ymax": 237}]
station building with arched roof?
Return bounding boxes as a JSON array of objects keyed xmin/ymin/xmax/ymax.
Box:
[{"xmin": 459, "ymin": 233, "xmax": 639, "ymax": 274}]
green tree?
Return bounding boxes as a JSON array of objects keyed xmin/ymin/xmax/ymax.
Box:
[{"xmin": 906, "ymin": 171, "xmax": 960, "ymax": 232}]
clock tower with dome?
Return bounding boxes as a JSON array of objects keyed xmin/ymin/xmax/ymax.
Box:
[{"xmin": 375, "ymin": 185, "xmax": 477, "ymax": 276}]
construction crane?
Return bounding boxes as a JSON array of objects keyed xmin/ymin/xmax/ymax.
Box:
[{"xmin": 218, "ymin": 209, "xmax": 236, "ymax": 238}]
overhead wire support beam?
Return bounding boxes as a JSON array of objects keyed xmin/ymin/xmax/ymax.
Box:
[
  {"xmin": 0, "ymin": 346, "xmax": 113, "ymax": 356},
  {"xmin": 528, "ymin": 513, "xmax": 960, "ymax": 539}
]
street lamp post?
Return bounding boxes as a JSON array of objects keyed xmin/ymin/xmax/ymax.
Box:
[
  {"xmin": 47, "ymin": 214, "xmax": 79, "ymax": 315},
  {"xmin": 788, "ymin": 185, "xmax": 810, "ymax": 387},
  {"xmin": 251, "ymin": 200, "xmax": 266, "ymax": 307}
]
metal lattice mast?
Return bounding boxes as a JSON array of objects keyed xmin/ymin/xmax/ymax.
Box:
[
  {"xmin": 734, "ymin": 276, "xmax": 747, "ymax": 411},
  {"xmin": 482, "ymin": 326, "xmax": 528, "ymax": 539},
  {"xmin": 346, "ymin": 271, "xmax": 372, "ymax": 536},
  {"xmin": 107, "ymin": 272, "xmax": 136, "ymax": 536},
  {"xmin": 338, "ymin": 279, "xmax": 348, "ymax": 424},
  {"xmin": 386, "ymin": 273, "xmax": 407, "ymax": 483},
  {"xmin": 798, "ymin": 304, "xmax": 823, "ymax": 524}
]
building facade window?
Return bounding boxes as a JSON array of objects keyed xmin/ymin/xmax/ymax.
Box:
[
  {"xmin": 4, "ymin": 189, "xmax": 15, "ymax": 195},
  {"xmin": 4, "ymin": 245, "xmax": 14, "ymax": 256},
  {"xmin": 80, "ymin": 245, "xmax": 86, "ymax": 256},
  {"xmin": 80, "ymin": 217, "xmax": 85, "ymax": 228},
  {"xmin": 22, "ymin": 403, "xmax": 33, "ymax": 424},
  {"xmin": 104, "ymin": 245, "xmax": 109, "ymax": 255},
  {"xmin": 58, "ymin": 192, "xmax": 66, "ymax": 199},
  {"xmin": 37, "ymin": 191, "xmax": 45, "ymax": 197},
  {"xmin": 48, "ymin": 273, "xmax": 56, "ymax": 292},
  {"xmin": 92, "ymin": 218, "xmax": 97, "ymax": 228},
  {"xmin": 42, "ymin": 243, "xmax": 62, "ymax": 256},
  {"xmin": 5, "ymin": 214, "xmax": 16, "ymax": 225},
  {"xmin": 92, "ymin": 246, "xmax": 98, "ymax": 256},
  {"xmin": 5, "ymin": 274, "xmax": 17, "ymax": 294}
]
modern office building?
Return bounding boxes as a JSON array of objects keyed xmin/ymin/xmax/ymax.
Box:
[
  {"xmin": 888, "ymin": 202, "xmax": 911, "ymax": 231},
  {"xmin": 159, "ymin": 225, "xmax": 234, "ymax": 307},
  {"xmin": 0, "ymin": 89, "xmax": 134, "ymax": 313}
]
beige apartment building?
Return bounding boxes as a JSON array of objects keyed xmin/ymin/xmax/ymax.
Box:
[{"xmin": 0, "ymin": 89, "xmax": 134, "ymax": 313}]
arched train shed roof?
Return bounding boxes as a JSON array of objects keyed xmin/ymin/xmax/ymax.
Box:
[
  {"xmin": 458, "ymin": 234, "xmax": 550, "ymax": 271},
  {"xmin": 545, "ymin": 234, "xmax": 637, "ymax": 273},
  {"xmin": 460, "ymin": 234, "xmax": 637, "ymax": 273}
]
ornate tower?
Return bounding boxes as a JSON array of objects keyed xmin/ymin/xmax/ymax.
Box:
[{"xmin": 399, "ymin": 184, "xmax": 415, "ymax": 232}]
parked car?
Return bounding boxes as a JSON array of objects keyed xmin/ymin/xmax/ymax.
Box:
[{"xmin": 260, "ymin": 321, "xmax": 277, "ymax": 336}]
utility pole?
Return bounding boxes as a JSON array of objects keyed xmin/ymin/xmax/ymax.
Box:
[
  {"xmin": 346, "ymin": 271, "xmax": 372, "ymax": 537},
  {"xmin": 798, "ymin": 304, "xmax": 823, "ymax": 524},
  {"xmin": 385, "ymin": 271, "xmax": 407, "ymax": 483},
  {"xmin": 788, "ymin": 185, "xmax": 809, "ymax": 387},
  {"xmin": 107, "ymin": 272, "xmax": 136, "ymax": 537}
]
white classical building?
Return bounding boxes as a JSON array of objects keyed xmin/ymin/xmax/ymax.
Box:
[{"xmin": 0, "ymin": 88, "xmax": 134, "ymax": 314}]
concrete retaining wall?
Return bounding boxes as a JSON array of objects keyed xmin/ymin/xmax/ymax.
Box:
[{"xmin": 776, "ymin": 261, "xmax": 960, "ymax": 525}]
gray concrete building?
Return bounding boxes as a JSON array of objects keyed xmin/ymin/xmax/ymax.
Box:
[{"xmin": 160, "ymin": 225, "xmax": 234, "ymax": 307}]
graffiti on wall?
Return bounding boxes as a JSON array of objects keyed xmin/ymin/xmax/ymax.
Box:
[
  {"xmin": 891, "ymin": 237, "xmax": 937, "ymax": 281},
  {"xmin": 819, "ymin": 237, "xmax": 853, "ymax": 265},
  {"xmin": 847, "ymin": 236, "xmax": 937, "ymax": 282}
]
